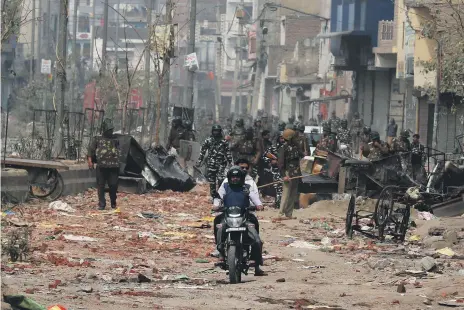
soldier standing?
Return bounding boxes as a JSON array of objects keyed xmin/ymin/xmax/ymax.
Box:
[
  {"xmin": 166, "ymin": 116, "xmax": 185, "ymax": 154},
  {"xmin": 386, "ymin": 118, "xmax": 398, "ymax": 146},
  {"xmin": 411, "ymin": 134, "xmax": 427, "ymax": 184},
  {"xmin": 197, "ymin": 125, "xmax": 233, "ymax": 198},
  {"xmin": 337, "ymin": 119, "xmax": 351, "ymax": 147},
  {"xmin": 328, "ymin": 110, "xmax": 341, "ymax": 135},
  {"xmin": 278, "ymin": 129, "xmax": 303, "ymax": 218},
  {"xmin": 350, "ymin": 112, "xmax": 364, "ymax": 153},
  {"xmin": 263, "ymin": 133, "xmax": 285, "ymax": 209},
  {"xmin": 359, "ymin": 126, "xmax": 372, "ymax": 159},
  {"xmin": 229, "ymin": 118, "xmax": 246, "ymax": 159},
  {"xmin": 295, "ymin": 123, "xmax": 309, "ymax": 156},
  {"xmin": 391, "ymin": 130, "xmax": 412, "ymax": 174},
  {"xmin": 286, "ymin": 116, "xmax": 296, "ymax": 129},
  {"xmin": 315, "ymin": 122, "xmax": 335, "ymax": 153},
  {"xmin": 361, "ymin": 131, "xmax": 390, "ymax": 161},
  {"xmin": 231, "ymin": 127, "xmax": 262, "ymax": 178},
  {"xmin": 87, "ymin": 119, "xmax": 121, "ymax": 210}
]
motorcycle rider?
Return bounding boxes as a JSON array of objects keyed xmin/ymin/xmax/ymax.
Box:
[
  {"xmin": 213, "ymin": 166, "xmax": 266, "ymax": 276},
  {"xmin": 197, "ymin": 125, "xmax": 233, "ymax": 198}
]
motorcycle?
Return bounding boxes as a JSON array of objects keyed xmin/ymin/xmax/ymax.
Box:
[{"xmin": 214, "ymin": 204, "xmax": 256, "ymax": 284}]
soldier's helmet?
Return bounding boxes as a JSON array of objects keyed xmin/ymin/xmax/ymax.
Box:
[
  {"xmin": 400, "ymin": 129, "xmax": 410, "ymax": 138},
  {"xmin": 101, "ymin": 118, "xmax": 114, "ymax": 133},
  {"xmin": 245, "ymin": 127, "xmax": 254, "ymax": 138},
  {"xmin": 278, "ymin": 121, "xmax": 286, "ymax": 131},
  {"xmin": 288, "ymin": 115, "xmax": 295, "ymax": 123},
  {"xmin": 353, "ymin": 112, "xmax": 360, "ymax": 118},
  {"xmin": 297, "ymin": 123, "xmax": 305, "ymax": 133},
  {"xmin": 282, "ymin": 129, "xmax": 296, "ymax": 141},
  {"xmin": 183, "ymin": 119, "xmax": 193, "ymax": 130},
  {"xmin": 370, "ymin": 131, "xmax": 381, "ymax": 141},
  {"xmin": 322, "ymin": 121, "xmax": 331, "ymax": 133},
  {"xmin": 235, "ymin": 118, "xmax": 244, "ymax": 127},
  {"xmin": 363, "ymin": 126, "xmax": 371, "ymax": 135},
  {"xmin": 211, "ymin": 124, "xmax": 223, "ymax": 137},
  {"xmin": 254, "ymin": 118, "xmax": 262, "ymax": 126},
  {"xmin": 341, "ymin": 119, "xmax": 348, "ymax": 128}
]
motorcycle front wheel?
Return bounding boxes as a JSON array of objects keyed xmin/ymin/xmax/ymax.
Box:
[{"xmin": 227, "ymin": 244, "xmax": 242, "ymax": 284}]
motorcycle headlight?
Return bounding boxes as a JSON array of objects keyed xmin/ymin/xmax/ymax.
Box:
[{"xmin": 226, "ymin": 217, "xmax": 244, "ymax": 228}]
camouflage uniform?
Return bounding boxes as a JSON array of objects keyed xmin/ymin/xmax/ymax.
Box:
[
  {"xmin": 263, "ymin": 138, "xmax": 284, "ymax": 209},
  {"xmin": 232, "ymin": 130, "xmax": 262, "ymax": 178},
  {"xmin": 87, "ymin": 119, "xmax": 121, "ymax": 210},
  {"xmin": 337, "ymin": 128, "xmax": 351, "ymax": 145},
  {"xmin": 197, "ymin": 133, "xmax": 233, "ymax": 198},
  {"xmin": 328, "ymin": 116, "xmax": 341, "ymax": 135},
  {"xmin": 366, "ymin": 142, "xmax": 390, "ymax": 161},
  {"xmin": 278, "ymin": 134, "xmax": 303, "ymax": 217},
  {"xmin": 230, "ymin": 120, "xmax": 246, "ymax": 160},
  {"xmin": 350, "ymin": 114, "xmax": 364, "ymax": 152}
]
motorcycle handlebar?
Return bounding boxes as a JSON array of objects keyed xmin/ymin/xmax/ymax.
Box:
[{"xmin": 211, "ymin": 206, "xmax": 256, "ymax": 213}]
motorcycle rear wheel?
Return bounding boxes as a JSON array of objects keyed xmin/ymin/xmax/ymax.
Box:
[{"xmin": 228, "ymin": 245, "xmax": 242, "ymax": 284}]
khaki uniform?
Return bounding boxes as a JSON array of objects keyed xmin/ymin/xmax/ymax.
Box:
[{"xmin": 278, "ymin": 142, "xmax": 303, "ymax": 217}]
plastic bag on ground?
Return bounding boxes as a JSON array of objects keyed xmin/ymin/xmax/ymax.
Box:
[{"xmin": 49, "ymin": 201, "xmax": 75, "ymax": 213}]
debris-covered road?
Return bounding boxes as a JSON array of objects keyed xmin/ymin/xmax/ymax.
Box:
[{"xmin": 2, "ymin": 186, "xmax": 464, "ymax": 310}]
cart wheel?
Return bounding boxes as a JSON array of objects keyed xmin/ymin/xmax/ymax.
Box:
[
  {"xmin": 345, "ymin": 194, "xmax": 355, "ymax": 238},
  {"xmin": 398, "ymin": 206, "xmax": 411, "ymax": 242},
  {"xmin": 374, "ymin": 186, "xmax": 397, "ymax": 226},
  {"xmin": 30, "ymin": 169, "xmax": 64, "ymax": 200}
]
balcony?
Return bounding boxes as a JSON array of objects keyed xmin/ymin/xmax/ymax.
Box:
[{"xmin": 374, "ymin": 20, "xmax": 395, "ymax": 54}]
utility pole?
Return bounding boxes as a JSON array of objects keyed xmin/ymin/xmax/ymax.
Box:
[
  {"xmin": 30, "ymin": 0, "xmax": 36, "ymax": 80},
  {"xmin": 143, "ymin": 0, "xmax": 154, "ymax": 144},
  {"xmin": 432, "ymin": 39, "xmax": 441, "ymax": 150},
  {"xmin": 101, "ymin": 0, "xmax": 109, "ymax": 73},
  {"xmin": 36, "ymin": 0, "xmax": 42, "ymax": 75},
  {"xmin": 90, "ymin": 0, "xmax": 96, "ymax": 70},
  {"xmin": 115, "ymin": 0, "xmax": 120, "ymax": 63},
  {"xmin": 159, "ymin": 0, "xmax": 173, "ymax": 145},
  {"xmin": 214, "ymin": 5, "xmax": 222, "ymax": 120},
  {"xmin": 238, "ymin": 48, "xmax": 243, "ymax": 113},
  {"xmin": 184, "ymin": 0, "xmax": 197, "ymax": 108},
  {"xmin": 71, "ymin": 0, "xmax": 79, "ymax": 111},
  {"xmin": 54, "ymin": 0, "xmax": 69, "ymax": 156},
  {"xmin": 46, "ymin": 0, "xmax": 51, "ymax": 55},
  {"xmin": 251, "ymin": 0, "xmax": 264, "ymax": 118},
  {"xmin": 231, "ymin": 0, "xmax": 244, "ymax": 114}
]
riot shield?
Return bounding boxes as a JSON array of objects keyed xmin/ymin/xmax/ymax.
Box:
[{"xmin": 179, "ymin": 140, "xmax": 201, "ymax": 164}]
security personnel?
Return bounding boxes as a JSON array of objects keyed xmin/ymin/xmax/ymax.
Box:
[
  {"xmin": 197, "ymin": 125, "xmax": 233, "ymax": 198},
  {"xmin": 350, "ymin": 112, "xmax": 364, "ymax": 152},
  {"xmin": 411, "ymin": 134, "xmax": 427, "ymax": 183},
  {"xmin": 359, "ymin": 126, "xmax": 372, "ymax": 159},
  {"xmin": 87, "ymin": 119, "xmax": 121, "ymax": 210},
  {"xmin": 230, "ymin": 118, "xmax": 246, "ymax": 159},
  {"xmin": 391, "ymin": 130, "xmax": 411, "ymax": 153},
  {"xmin": 337, "ymin": 119, "xmax": 351, "ymax": 146},
  {"xmin": 263, "ymin": 134, "xmax": 285, "ymax": 209},
  {"xmin": 286, "ymin": 116, "xmax": 296, "ymax": 129},
  {"xmin": 295, "ymin": 123, "xmax": 309, "ymax": 156},
  {"xmin": 231, "ymin": 127, "xmax": 262, "ymax": 178},
  {"xmin": 166, "ymin": 116, "xmax": 184, "ymax": 153},
  {"xmin": 361, "ymin": 131, "xmax": 390, "ymax": 161},
  {"xmin": 278, "ymin": 129, "xmax": 303, "ymax": 218},
  {"xmin": 182, "ymin": 119, "xmax": 196, "ymax": 142},
  {"xmin": 328, "ymin": 110, "xmax": 341, "ymax": 135},
  {"xmin": 316, "ymin": 122, "xmax": 336, "ymax": 153}
]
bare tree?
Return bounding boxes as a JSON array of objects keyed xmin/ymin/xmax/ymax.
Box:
[{"xmin": 1, "ymin": 0, "xmax": 33, "ymax": 45}]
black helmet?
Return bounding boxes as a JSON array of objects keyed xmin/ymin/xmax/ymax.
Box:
[
  {"xmin": 400, "ymin": 129, "xmax": 410, "ymax": 138},
  {"xmin": 254, "ymin": 118, "xmax": 262, "ymax": 125},
  {"xmin": 172, "ymin": 116, "xmax": 182, "ymax": 126},
  {"xmin": 278, "ymin": 121, "xmax": 286, "ymax": 131},
  {"xmin": 227, "ymin": 166, "xmax": 245, "ymax": 187},
  {"xmin": 353, "ymin": 112, "xmax": 360, "ymax": 118},
  {"xmin": 235, "ymin": 118, "xmax": 244, "ymax": 127},
  {"xmin": 212, "ymin": 124, "xmax": 222, "ymax": 137},
  {"xmin": 363, "ymin": 126, "xmax": 371, "ymax": 135},
  {"xmin": 371, "ymin": 131, "xmax": 380, "ymax": 141},
  {"xmin": 288, "ymin": 116, "xmax": 295, "ymax": 124},
  {"xmin": 183, "ymin": 119, "xmax": 193, "ymax": 130},
  {"xmin": 297, "ymin": 123, "xmax": 305, "ymax": 133},
  {"xmin": 101, "ymin": 118, "xmax": 114, "ymax": 133},
  {"xmin": 341, "ymin": 119, "xmax": 348, "ymax": 128}
]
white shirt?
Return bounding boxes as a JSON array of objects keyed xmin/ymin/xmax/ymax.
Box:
[{"xmin": 213, "ymin": 175, "xmax": 262, "ymax": 207}]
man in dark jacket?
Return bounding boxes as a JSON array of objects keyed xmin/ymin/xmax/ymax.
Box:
[
  {"xmin": 87, "ymin": 119, "xmax": 121, "ymax": 210},
  {"xmin": 386, "ymin": 118, "xmax": 398, "ymax": 146}
]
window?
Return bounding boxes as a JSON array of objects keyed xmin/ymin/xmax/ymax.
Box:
[
  {"xmin": 336, "ymin": 5, "xmax": 342, "ymax": 32},
  {"xmin": 348, "ymin": 3, "xmax": 354, "ymax": 31},
  {"xmin": 360, "ymin": 0, "xmax": 367, "ymax": 31},
  {"xmin": 78, "ymin": 15, "xmax": 90, "ymax": 32}
]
